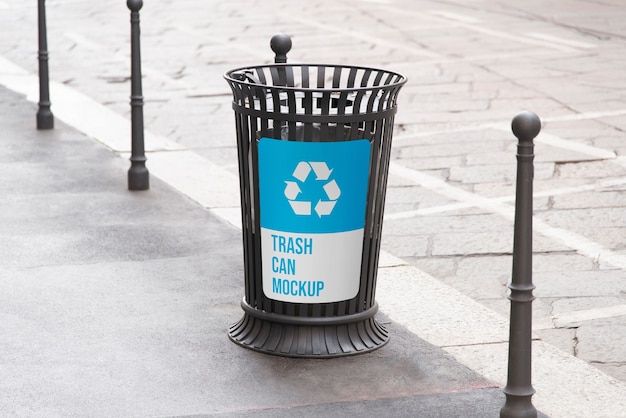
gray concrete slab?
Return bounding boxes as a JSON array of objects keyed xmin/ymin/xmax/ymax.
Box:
[{"xmin": 0, "ymin": 87, "xmax": 523, "ymax": 417}]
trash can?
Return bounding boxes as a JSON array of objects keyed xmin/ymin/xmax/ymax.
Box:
[{"xmin": 224, "ymin": 55, "xmax": 406, "ymax": 358}]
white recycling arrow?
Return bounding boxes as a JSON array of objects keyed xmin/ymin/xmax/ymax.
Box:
[
  {"xmin": 323, "ymin": 179, "xmax": 341, "ymax": 200},
  {"xmin": 314, "ymin": 200, "xmax": 337, "ymax": 217},
  {"xmin": 292, "ymin": 161, "xmax": 312, "ymax": 182},
  {"xmin": 290, "ymin": 200, "xmax": 312, "ymax": 216},
  {"xmin": 285, "ymin": 161, "xmax": 341, "ymax": 217},
  {"xmin": 309, "ymin": 162, "xmax": 333, "ymax": 180},
  {"xmin": 284, "ymin": 181, "xmax": 301, "ymax": 200}
]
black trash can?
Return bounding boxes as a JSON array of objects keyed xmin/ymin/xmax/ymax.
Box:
[{"xmin": 224, "ymin": 62, "xmax": 406, "ymax": 358}]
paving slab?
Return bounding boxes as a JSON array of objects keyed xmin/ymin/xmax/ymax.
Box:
[{"xmin": 0, "ymin": 86, "xmax": 525, "ymax": 417}]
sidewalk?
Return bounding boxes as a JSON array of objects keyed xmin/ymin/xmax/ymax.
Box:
[
  {"xmin": 1, "ymin": 85, "xmax": 514, "ymax": 417},
  {"xmin": 1, "ymin": 68, "xmax": 624, "ymax": 418}
]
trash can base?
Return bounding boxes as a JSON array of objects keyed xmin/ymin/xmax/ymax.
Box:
[{"xmin": 228, "ymin": 300, "xmax": 389, "ymax": 358}]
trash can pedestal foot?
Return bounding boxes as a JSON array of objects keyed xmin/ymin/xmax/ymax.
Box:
[{"xmin": 228, "ymin": 299, "xmax": 389, "ymax": 358}]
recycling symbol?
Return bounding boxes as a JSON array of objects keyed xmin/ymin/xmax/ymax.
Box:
[{"xmin": 284, "ymin": 161, "xmax": 341, "ymax": 217}]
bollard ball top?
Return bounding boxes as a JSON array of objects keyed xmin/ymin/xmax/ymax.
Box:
[
  {"xmin": 127, "ymin": 0, "xmax": 143, "ymax": 11},
  {"xmin": 270, "ymin": 33, "xmax": 292, "ymax": 57},
  {"xmin": 511, "ymin": 111, "xmax": 541, "ymax": 143}
]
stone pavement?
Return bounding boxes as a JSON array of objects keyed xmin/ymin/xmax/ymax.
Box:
[
  {"xmin": 0, "ymin": 83, "xmax": 525, "ymax": 417},
  {"xmin": 1, "ymin": 0, "xmax": 626, "ymax": 416}
]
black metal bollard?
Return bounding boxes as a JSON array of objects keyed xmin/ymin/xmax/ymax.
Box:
[
  {"xmin": 269, "ymin": 33, "xmax": 293, "ymax": 130},
  {"xmin": 37, "ymin": 0, "xmax": 54, "ymax": 130},
  {"xmin": 270, "ymin": 33, "xmax": 292, "ymax": 63},
  {"xmin": 501, "ymin": 111, "xmax": 541, "ymax": 418},
  {"xmin": 127, "ymin": 0, "xmax": 149, "ymax": 191}
]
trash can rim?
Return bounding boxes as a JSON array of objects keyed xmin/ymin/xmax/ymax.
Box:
[{"xmin": 224, "ymin": 62, "xmax": 407, "ymax": 92}]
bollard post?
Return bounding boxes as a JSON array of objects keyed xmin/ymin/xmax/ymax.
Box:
[
  {"xmin": 270, "ymin": 33, "xmax": 293, "ymax": 89},
  {"xmin": 37, "ymin": 0, "xmax": 54, "ymax": 130},
  {"xmin": 270, "ymin": 33, "xmax": 292, "ymax": 63},
  {"xmin": 501, "ymin": 111, "xmax": 541, "ymax": 418},
  {"xmin": 127, "ymin": 0, "xmax": 149, "ymax": 191},
  {"xmin": 269, "ymin": 33, "xmax": 293, "ymax": 132}
]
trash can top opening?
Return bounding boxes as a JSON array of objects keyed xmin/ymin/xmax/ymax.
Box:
[{"xmin": 225, "ymin": 63, "xmax": 406, "ymax": 93}]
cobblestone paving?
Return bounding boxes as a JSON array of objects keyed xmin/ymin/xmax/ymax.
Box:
[{"xmin": 1, "ymin": 0, "xmax": 624, "ymax": 381}]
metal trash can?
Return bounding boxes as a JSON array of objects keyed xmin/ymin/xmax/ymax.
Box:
[{"xmin": 224, "ymin": 57, "xmax": 406, "ymax": 358}]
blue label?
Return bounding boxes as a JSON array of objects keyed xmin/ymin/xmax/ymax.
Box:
[{"xmin": 258, "ymin": 138, "xmax": 371, "ymax": 234}]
